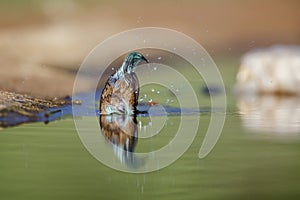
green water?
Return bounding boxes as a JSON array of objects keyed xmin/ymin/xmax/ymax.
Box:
[
  {"xmin": 1, "ymin": 115, "xmax": 300, "ymax": 199},
  {"xmin": 1, "ymin": 62, "xmax": 300, "ymax": 199}
]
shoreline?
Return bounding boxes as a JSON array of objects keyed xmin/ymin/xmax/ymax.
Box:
[{"xmin": 0, "ymin": 90, "xmax": 81, "ymax": 128}]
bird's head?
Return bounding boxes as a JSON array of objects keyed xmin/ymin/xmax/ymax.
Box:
[{"xmin": 121, "ymin": 52, "xmax": 148, "ymax": 73}]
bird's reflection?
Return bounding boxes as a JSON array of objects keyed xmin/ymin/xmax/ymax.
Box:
[{"xmin": 99, "ymin": 114, "xmax": 145, "ymax": 168}]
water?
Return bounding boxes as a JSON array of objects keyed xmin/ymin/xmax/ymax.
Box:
[
  {"xmin": 1, "ymin": 65, "xmax": 300, "ymax": 199},
  {"xmin": 1, "ymin": 113, "xmax": 300, "ymax": 199}
]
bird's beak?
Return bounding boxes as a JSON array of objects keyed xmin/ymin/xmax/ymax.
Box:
[{"xmin": 142, "ymin": 56, "xmax": 149, "ymax": 63}]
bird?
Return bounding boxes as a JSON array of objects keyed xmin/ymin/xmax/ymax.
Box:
[{"xmin": 100, "ymin": 52, "xmax": 148, "ymax": 115}]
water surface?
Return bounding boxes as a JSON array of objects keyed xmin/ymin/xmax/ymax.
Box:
[{"xmin": 1, "ymin": 64, "xmax": 300, "ymax": 199}]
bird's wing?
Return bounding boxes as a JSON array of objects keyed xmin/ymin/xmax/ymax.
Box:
[{"xmin": 100, "ymin": 81, "xmax": 114, "ymax": 114}]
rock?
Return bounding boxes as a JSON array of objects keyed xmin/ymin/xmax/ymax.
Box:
[
  {"xmin": 236, "ymin": 45, "xmax": 300, "ymax": 95},
  {"xmin": 201, "ymin": 85, "xmax": 223, "ymax": 96}
]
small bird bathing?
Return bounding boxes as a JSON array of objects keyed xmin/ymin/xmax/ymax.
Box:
[{"xmin": 100, "ymin": 52, "xmax": 148, "ymax": 115}]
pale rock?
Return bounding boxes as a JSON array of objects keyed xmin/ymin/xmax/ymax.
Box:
[{"xmin": 236, "ymin": 45, "xmax": 300, "ymax": 95}]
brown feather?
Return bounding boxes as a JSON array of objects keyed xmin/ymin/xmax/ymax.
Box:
[{"xmin": 100, "ymin": 72, "xmax": 139, "ymax": 114}]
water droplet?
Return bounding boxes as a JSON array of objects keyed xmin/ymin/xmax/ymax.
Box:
[
  {"xmin": 173, "ymin": 47, "xmax": 177, "ymax": 50},
  {"xmin": 157, "ymin": 90, "xmax": 160, "ymax": 94},
  {"xmin": 166, "ymin": 99, "xmax": 170, "ymax": 104},
  {"xmin": 157, "ymin": 57, "xmax": 162, "ymax": 60},
  {"xmin": 170, "ymin": 83, "xmax": 174, "ymax": 88},
  {"xmin": 153, "ymin": 67, "xmax": 157, "ymax": 71},
  {"xmin": 148, "ymin": 99, "xmax": 152, "ymax": 102},
  {"xmin": 175, "ymin": 89, "xmax": 179, "ymax": 93},
  {"xmin": 170, "ymin": 100, "xmax": 174, "ymax": 103},
  {"xmin": 111, "ymin": 67, "xmax": 114, "ymax": 70},
  {"xmin": 143, "ymin": 94, "xmax": 147, "ymax": 98},
  {"xmin": 143, "ymin": 39, "xmax": 146, "ymax": 43},
  {"xmin": 151, "ymin": 88, "xmax": 155, "ymax": 92},
  {"xmin": 137, "ymin": 16, "xmax": 142, "ymax": 23}
]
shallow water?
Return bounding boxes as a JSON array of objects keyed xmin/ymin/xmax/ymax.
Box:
[
  {"xmin": 1, "ymin": 65, "xmax": 300, "ymax": 199},
  {"xmin": 1, "ymin": 112, "xmax": 300, "ymax": 199}
]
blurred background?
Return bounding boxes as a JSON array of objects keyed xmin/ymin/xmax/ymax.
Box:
[
  {"xmin": 1, "ymin": 1, "xmax": 300, "ymax": 200},
  {"xmin": 0, "ymin": 0, "xmax": 299, "ymax": 97}
]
